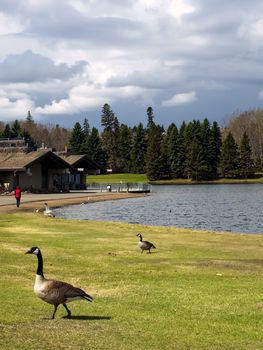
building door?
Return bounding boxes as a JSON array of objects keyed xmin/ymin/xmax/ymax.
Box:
[
  {"xmin": 14, "ymin": 172, "xmax": 19, "ymax": 187},
  {"xmin": 41, "ymin": 166, "xmax": 48, "ymax": 190}
]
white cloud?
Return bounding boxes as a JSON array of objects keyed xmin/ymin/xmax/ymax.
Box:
[
  {"xmin": 107, "ymin": 60, "xmax": 186, "ymax": 89},
  {"xmin": 169, "ymin": 0, "xmax": 197, "ymax": 20},
  {"xmin": 0, "ymin": 0, "xmax": 262, "ymax": 125},
  {"xmin": 0, "ymin": 12, "xmax": 25, "ymax": 35},
  {"xmin": 162, "ymin": 91, "xmax": 197, "ymax": 107},
  {"xmin": 0, "ymin": 91, "xmax": 35, "ymax": 120},
  {"xmin": 238, "ymin": 19, "xmax": 263, "ymax": 41},
  {"xmin": 36, "ymin": 83, "xmax": 157, "ymax": 115}
]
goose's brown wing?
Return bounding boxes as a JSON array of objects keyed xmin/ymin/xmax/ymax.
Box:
[
  {"xmin": 43, "ymin": 280, "xmax": 93, "ymax": 304},
  {"xmin": 142, "ymin": 240, "xmax": 156, "ymax": 249}
]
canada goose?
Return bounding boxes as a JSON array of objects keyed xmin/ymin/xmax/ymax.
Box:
[
  {"xmin": 43, "ymin": 203, "xmax": 55, "ymax": 217},
  {"xmin": 136, "ymin": 233, "xmax": 156, "ymax": 253},
  {"xmin": 25, "ymin": 246, "xmax": 93, "ymax": 319}
]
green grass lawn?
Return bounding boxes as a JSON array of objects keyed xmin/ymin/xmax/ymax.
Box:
[
  {"xmin": 1, "ymin": 213, "xmax": 263, "ymax": 349},
  {"xmin": 87, "ymin": 173, "xmax": 263, "ymax": 185},
  {"xmin": 87, "ymin": 173, "xmax": 148, "ymax": 184}
]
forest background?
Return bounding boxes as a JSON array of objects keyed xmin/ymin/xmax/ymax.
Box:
[{"xmin": 0, "ymin": 106, "xmax": 262, "ymax": 181}]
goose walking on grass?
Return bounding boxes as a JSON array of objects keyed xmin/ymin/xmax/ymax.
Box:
[
  {"xmin": 136, "ymin": 233, "xmax": 156, "ymax": 253},
  {"xmin": 43, "ymin": 203, "xmax": 55, "ymax": 217},
  {"xmin": 25, "ymin": 246, "xmax": 93, "ymax": 319}
]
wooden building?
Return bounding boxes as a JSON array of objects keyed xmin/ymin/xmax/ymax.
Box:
[
  {"xmin": 58, "ymin": 154, "xmax": 105, "ymax": 190},
  {"xmin": 0, "ymin": 137, "xmax": 105, "ymax": 192},
  {"xmin": 0, "ymin": 150, "xmax": 73, "ymax": 192}
]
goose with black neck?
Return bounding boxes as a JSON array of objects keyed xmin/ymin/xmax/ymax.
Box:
[{"xmin": 25, "ymin": 246, "xmax": 93, "ymax": 319}]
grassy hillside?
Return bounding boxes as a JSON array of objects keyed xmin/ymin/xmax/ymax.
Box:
[{"xmin": 1, "ymin": 213, "xmax": 263, "ymax": 349}]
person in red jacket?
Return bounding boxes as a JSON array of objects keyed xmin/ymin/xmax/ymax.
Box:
[{"xmin": 14, "ymin": 186, "xmax": 22, "ymax": 208}]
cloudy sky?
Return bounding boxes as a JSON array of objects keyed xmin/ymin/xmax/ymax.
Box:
[{"xmin": 0, "ymin": 0, "xmax": 263, "ymax": 128}]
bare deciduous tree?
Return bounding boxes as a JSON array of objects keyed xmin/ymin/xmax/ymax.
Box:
[{"xmin": 224, "ymin": 109, "xmax": 263, "ymax": 170}]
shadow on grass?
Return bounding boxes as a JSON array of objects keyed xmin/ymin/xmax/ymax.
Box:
[{"xmin": 64, "ymin": 315, "xmax": 111, "ymax": 321}]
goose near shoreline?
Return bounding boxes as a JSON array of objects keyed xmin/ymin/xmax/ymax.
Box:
[
  {"xmin": 43, "ymin": 203, "xmax": 55, "ymax": 217},
  {"xmin": 136, "ymin": 233, "xmax": 156, "ymax": 254}
]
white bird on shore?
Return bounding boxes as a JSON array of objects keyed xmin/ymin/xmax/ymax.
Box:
[{"xmin": 44, "ymin": 203, "xmax": 55, "ymax": 217}]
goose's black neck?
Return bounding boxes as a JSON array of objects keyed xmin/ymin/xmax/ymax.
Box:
[
  {"xmin": 36, "ymin": 250, "xmax": 44, "ymax": 276},
  {"xmin": 139, "ymin": 234, "xmax": 142, "ymax": 241}
]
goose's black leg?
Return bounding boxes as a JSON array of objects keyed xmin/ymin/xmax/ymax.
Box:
[
  {"xmin": 63, "ymin": 303, "xmax": 71, "ymax": 318},
  {"xmin": 51, "ymin": 305, "xmax": 58, "ymax": 319}
]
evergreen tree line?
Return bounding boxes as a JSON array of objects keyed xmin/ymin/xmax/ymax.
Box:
[
  {"xmin": 69, "ymin": 104, "xmax": 256, "ymax": 181},
  {"xmin": 0, "ymin": 107, "xmax": 258, "ymax": 181}
]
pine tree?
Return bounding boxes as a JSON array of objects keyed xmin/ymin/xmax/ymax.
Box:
[
  {"xmin": 2, "ymin": 124, "xmax": 12, "ymax": 138},
  {"xmin": 177, "ymin": 121, "xmax": 187, "ymax": 178},
  {"xmin": 83, "ymin": 117, "xmax": 90, "ymax": 138},
  {"xmin": 69, "ymin": 122, "xmax": 84, "ymax": 154},
  {"xmin": 82, "ymin": 118, "xmax": 91, "ymax": 154},
  {"xmin": 11, "ymin": 120, "xmax": 22, "ymax": 138},
  {"xmin": 184, "ymin": 120, "xmax": 202, "ymax": 178},
  {"xmin": 131, "ymin": 123, "xmax": 147, "ymax": 173},
  {"xmin": 160, "ymin": 130, "xmax": 170, "ymax": 178},
  {"xmin": 199, "ymin": 118, "xmax": 212, "ymax": 179},
  {"xmin": 26, "ymin": 110, "xmax": 34, "ymax": 124},
  {"xmin": 166, "ymin": 123, "xmax": 179, "ymax": 177},
  {"xmin": 209, "ymin": 121, "xmax": 222, "ymax": 179},
  {"xmin": 239, "ymin": 131, "xmax": 254, "ymax": 178},
  {"xmin": 101, "ymin": 104, "xmax": 121, "ymax": 171},
  {"xmin": 146, "ymin": 124, "xmax": 168, "ymax": 180},
  {"xmin": 220, "ymin": 132, "xmax": 239, "ymax": 178},
  {"xmin": 87, "ymin": 127, "xmax": 106, "ymax": 167},
  {"xmin": 23, "ymin": 111, "xmax": 38, "ymax": 145},
  {"xmin": 185, "ymin": 137, "xmax": 206, "ymax": 180},
  {"xmin": 101, "ymin": 104, "xmax": 115, "ymax": 131},
  {"xmin": 0, "ymin": 122, "xmax": 4, "ymax": 137},
  {"xmin": 147, "ymin": 106, "xmax": 155, "ymax": 129},
  {"xmin": 118, "ymin": 124, "xmax": 132, "ymax": 172}
]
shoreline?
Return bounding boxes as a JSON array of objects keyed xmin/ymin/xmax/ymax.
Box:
[
  {"xmin": 1, "ymin": 191, "xmax": 261, "ymax": 236},
  {"xmin": 0, "ymin": 192, "xmax": 146, "ymax": 214},
  {"xmin": 150, "ymin": 179, "xmax": 263, "ymax": 185}
]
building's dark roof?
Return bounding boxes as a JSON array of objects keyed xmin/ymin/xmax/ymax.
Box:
[
  {"xmin": 59, "ymin": 154, "xmax": 105, "ymax": 172},
  {"xmin": 0, "ymin": 150, "xmax": 105, "ymax": 173},
  {"xmin": 0, "ymin": 150, "xmax": 72, "ymax": 172}
]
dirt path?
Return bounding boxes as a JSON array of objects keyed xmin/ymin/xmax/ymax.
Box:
[{"xmin": 0, "ymin": 192, "xmax": 146, "ymax": 213}]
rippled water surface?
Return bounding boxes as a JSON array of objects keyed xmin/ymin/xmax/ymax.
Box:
[{"xmin": 54, "ymin": 184, "xmax": 263, "ymax": 234}]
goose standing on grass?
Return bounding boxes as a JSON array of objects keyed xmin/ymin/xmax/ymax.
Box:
[
  {"xmin": 25, "ymin": 246, "xmax": 93, "ymax": 319},
  {"xmin": 43, "ymin": 203, "xmax": 55, "ymax": 217},
  {"xmin": 136, "ymin": 233, "xmax": 156, "ymax": 253}
]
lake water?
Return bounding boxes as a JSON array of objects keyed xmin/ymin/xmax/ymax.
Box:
[{"xmin": 54, "ymin": 184, "xmax": 263, "ymax": 234}]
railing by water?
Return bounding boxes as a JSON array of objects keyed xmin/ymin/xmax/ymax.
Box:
[{"xmin": 86, "ymin": 182, "xmax": 151, "ymax": 193}]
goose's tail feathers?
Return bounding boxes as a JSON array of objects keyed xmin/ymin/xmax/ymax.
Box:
[{"xmin": 83, "ymin": 294, "xmax": 93, "ymax": 302}]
